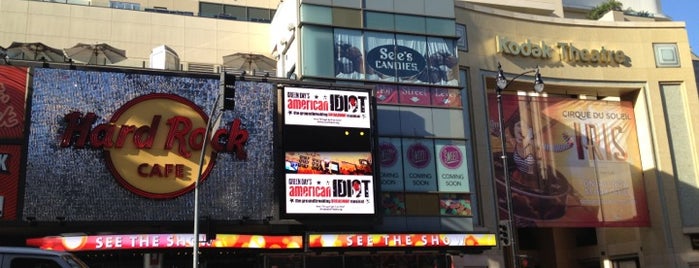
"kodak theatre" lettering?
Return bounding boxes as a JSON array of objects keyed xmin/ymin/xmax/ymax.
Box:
[{"xmin": 496, "ymin": 36, "xmax": 628, "ymax": 65}]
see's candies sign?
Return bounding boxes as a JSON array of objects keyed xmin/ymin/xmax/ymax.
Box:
[{"xmin": 59, "ymin": 93, "xmax": 248, "ymax": 199}]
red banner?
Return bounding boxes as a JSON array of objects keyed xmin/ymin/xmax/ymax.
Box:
[
  {"xmin": 0, "ymin": 66, "xmax": 27, "ymax": 139},
  {"xmin": 488, "ymin": 94, "xmax": 649, "ymax": 227}
]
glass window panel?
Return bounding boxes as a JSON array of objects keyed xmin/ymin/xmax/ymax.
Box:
[
  {"xmin": 334, "ymin": 28, "xmax": 365, "ymax": 80},
  {"xmin": 402, "ymin": 138, "xmax": 437, "ymax": 192},
  {"xmin": 426, "ymin": 37, "xmax": 458, "ymax": 85},
  {"xmin": 300, "ymin": 4, "xmax": 332, "ymax": 25},
  {"xmin": 395, "ymin": 14, "xmax": 425, "ymax": 34},
  {"xmin": 432, "ymin": 109, "xmax": 464, "ymax": 138},
  {"xmin": 435, "ymin": 140, "xmax": 469, "ymax": 192},
  {"xmin": 456, "ymin": 23, "xmax": 468, "ymax": 51},
  {"xmin": 249, "ymin": 7, "xmax": 270, "ymax": 22},
  {"xmin": 406, "ymin": 216, "xmax": 441, "ymax": 231},
  {"xmin": 439, "ymin": 193, "xmax": 472, "ymax": 216},
  {"xmin": 376, "ymin": 216, "xmax": 408, "ymax": 232},
  {"xmin": 333, "ymin": 7, "xmax": 361, "ymax": 28},
  {"xmin": 441, "ymin": 217, "xmax": 473, "ymax": 231},
  {"xmin": 405, "ymin": 193, "xmax": 439, "ymax": 215},
  {"xmin": 395, "ymin": 35, "xmax": 428, "ymax": 84},
  {"xmin": 375, "ymin": 84, "xmax": 399, "ymax": 104},
  {"xmin": 425, "ymin": 17, "xmax": 455, "ymax": 36},
  {"xmin": 379, "ymin": 137, "xmax": 404, "ymax": 191},
  {"xmin": 399, "ymin": 85, "xmax": 430, "ymax": 106},
  {"xmin": 394, "ymin": 0, "xmax": 424, "ymax": 15},
  {"xmin": 301, "ymin": 25, "xmax": 335, "ymax": 78},
  {"xmin": 382, "ymin": 192, "xmax": 406, "ymax": 215},
  {"xmin": 364, "ymin": 31, "xmax": 396, "ymax": 82},
  {"xmin": 199, "ymin": 2, "xmax": 222, "ymax": 18},
  {"xmin": 431, "ymin": 87, "xmax": 462, "ymax": 107},
  {"xmin": 376, "ymin": 105, "xmax": 401, "ymax": 135},
  {"xmin": 399, "ymin": 106, "xmax": 433, "ymax": 137},
  {"xmin": 224, "ymin": 5, "xmax": 246, "ymax": 20},
  {"xmin": 364, "ymin": 11, "xmax": 394, "ymax": 31}
]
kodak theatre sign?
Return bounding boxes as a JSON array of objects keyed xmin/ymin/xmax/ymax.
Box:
[
  {"xmin": 496, "ymin": 36, "xmax": 628, "ymax": 65},
  {"xmin": 59, "ymin": 93, "xmax": 248, "ymax": 199}
]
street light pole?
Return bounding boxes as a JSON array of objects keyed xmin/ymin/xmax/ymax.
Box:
[
  {"xmin": 193, "ymin": 72, "xmax": 231, "ymax": 267},
  {"xmin": 495, "ymin": 62, "xmax": 544, "ymax": 268}
]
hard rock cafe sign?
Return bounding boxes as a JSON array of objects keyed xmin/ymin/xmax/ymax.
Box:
[{"xmin": 58, "ymin": 93, "xmax": 248, "ymax": 199}]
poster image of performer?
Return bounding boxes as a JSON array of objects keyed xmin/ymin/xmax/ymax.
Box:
[{"xmin": 334, "ymin": 29, "xmax": 365, "ymax": 80}]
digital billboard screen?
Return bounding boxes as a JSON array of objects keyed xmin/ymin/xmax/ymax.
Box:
[{"xmin": 282, "ymin": 86, "xmax": 376, "ymax": 216}]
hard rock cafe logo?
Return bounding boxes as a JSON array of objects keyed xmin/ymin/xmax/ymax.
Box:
[{"xmin": 58, "ymin": 93, "xmax": 248, "ymax": 199}]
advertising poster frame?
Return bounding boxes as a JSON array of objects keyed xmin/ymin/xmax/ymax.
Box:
[{"xmin": 487, "ymin": 94, "xmax": 649, "ymax": 227}]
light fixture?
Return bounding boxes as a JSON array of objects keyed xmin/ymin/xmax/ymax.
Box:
[
  {"xmin": 496, "ymin": 62, "xmax": 545, "ymax": 93},
  {"xmin": 534, "ymin": 67, "xmax": 545, "ymax": 93},
  {"xmin": 494, "ymin": 61, "xmax": 545, "ymax": 268}
]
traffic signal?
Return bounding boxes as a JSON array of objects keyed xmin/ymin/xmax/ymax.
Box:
[
  {"xmin": 498, "ymin": 220, "xmax": 511, "ymax": 246},
  {"xmin": 219, "ymin": 72, "xmax": 235, "ymax": 111}
]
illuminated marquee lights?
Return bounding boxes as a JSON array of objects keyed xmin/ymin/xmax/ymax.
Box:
[
  {"xmin": 308, "ymin": 233, "xmax": 497, "ymax": 248},
  {"xmin": 26, "ymin": 234, "xmax": 303, "ymax": 251}
]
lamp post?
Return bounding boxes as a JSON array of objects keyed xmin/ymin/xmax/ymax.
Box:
[{"xmin": 495, "ymin": 62, "xmax": 544, "ymax": 268}]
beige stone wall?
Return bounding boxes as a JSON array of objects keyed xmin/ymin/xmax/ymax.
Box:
[
  {"xmin": 458, "ymin": 4, "xmax": 699, "ymax": 267},
  {"xmin": 0, "ymin": 0, "xmax": 273, "ymax": 68}
]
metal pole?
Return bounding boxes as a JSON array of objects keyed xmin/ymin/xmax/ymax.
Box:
[
  {"xmin": 496, "ymin": 88, "xmax": 519, "ymax": 268},
  {"xmin": 193, "ymin": 92, "xmax": 222, "ymax": 268}
]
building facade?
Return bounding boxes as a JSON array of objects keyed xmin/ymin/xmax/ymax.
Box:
[{"xmin": 1, "ymin": 0, "xmax": 698, "ymax": 267}]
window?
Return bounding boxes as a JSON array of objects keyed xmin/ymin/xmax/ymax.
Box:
[
  {"xmin": 425, "ymin": 17, "xmax": 455, "ymax": 36},
  {"xmin": 199, "ymin": 2, "xmax": 223, "ymax": 18},
  {"xmin": 653, "ymin": 43, "xmax": 680, "ymax": 67},
  {"xmin": 395, "ymin": 14, "xmax": 426, "ymax": 34},
  {"xmin": 301, "ymin": 4, "xmax": 332, "ymax": 25},
  {"xmin": 199, "ymin": 2, "xmax": 274, "ymax": 22},
  {"xmin": 110, "ymin": 1, "xmax": 140, "ymax": 10},
  {"xmin": 364, "ymin": 11, "xmax": 394, "ymax": 31},
  {"xmin": 224, "ymin": 5, "xmax": 246, "ymax": 20},
  {"xmin": 249, "ymin": 7, "xmax": 271, "ymax": 22},
  {"xmin": 456, "ymin": 23, "xmax": 467, "ymax": 51},
  {"xmin": 11, "ymin": 258, "xmax": 61, "ymax": 268}
]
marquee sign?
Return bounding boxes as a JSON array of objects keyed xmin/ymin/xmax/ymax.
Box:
[
  {"xmin": 308, "ymin": 233, "xmax": 496, "ymax": 248},
  {"xmin": 27, "ymin": 234, "xmax": 303, "ymax": 251}
]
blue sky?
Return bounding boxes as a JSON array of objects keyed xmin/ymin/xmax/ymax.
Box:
[{"xmin": 661, "ymin": 0, "xmax": 698, "ymax": 54}]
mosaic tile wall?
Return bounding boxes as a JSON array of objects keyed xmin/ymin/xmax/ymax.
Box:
[{"xmin": 25, "ymin": 69, "xmax": 276, "ymax": 221}]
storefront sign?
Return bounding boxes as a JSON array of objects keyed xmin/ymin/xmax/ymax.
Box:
[
  {"xmin": 496, "ymin": 36, "xmax": 629, "ymax": 65},
  {"xmin": 366, "ymin": 45, "xmax": 427, "ymax": 78},
  {"xmin": 308, "ymin": 233, "xmax": 496, "ymax": 248},
  {"xmin": 58, "ymin": 93, "xmax": 249, "ymax": 199},
  {"xmin": 27, "ymin": 234, "xmax": 303, "ymax": 251}
]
